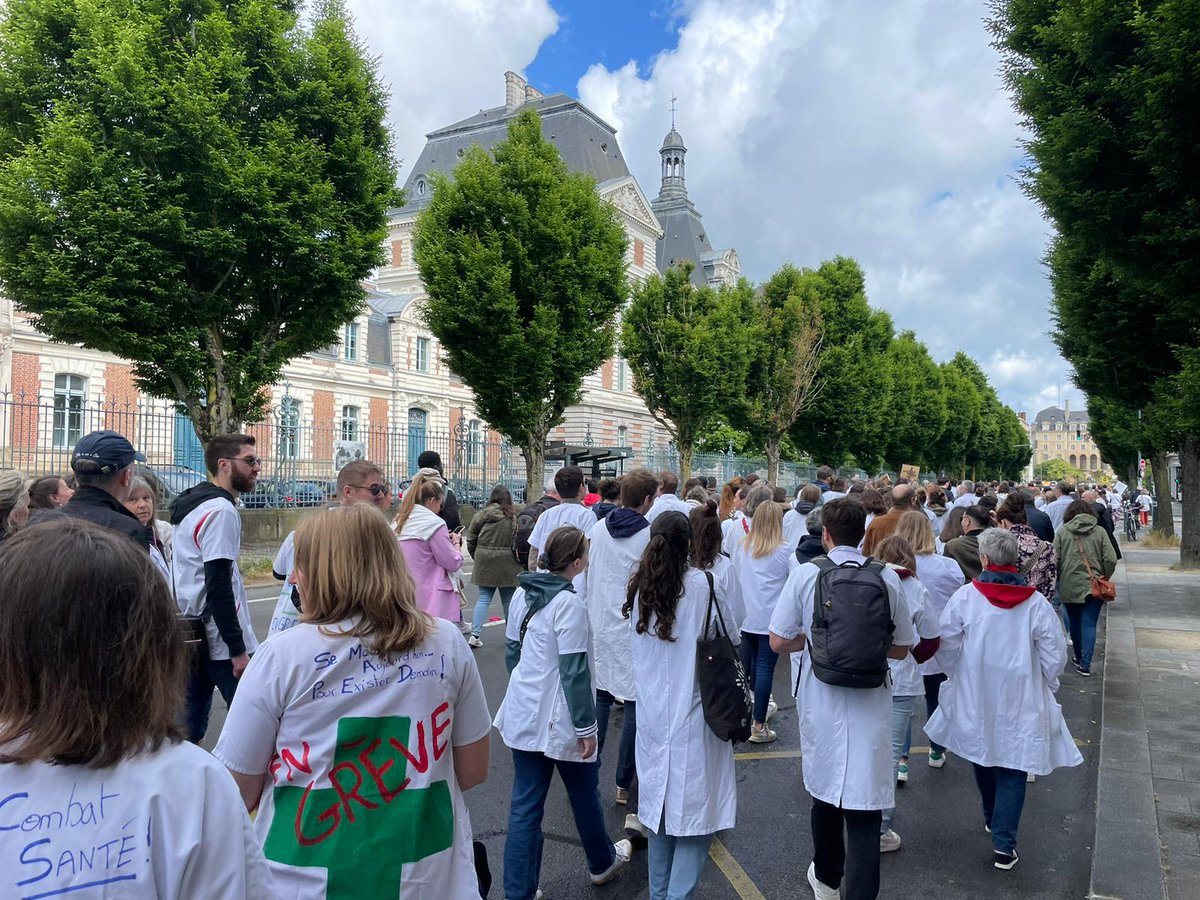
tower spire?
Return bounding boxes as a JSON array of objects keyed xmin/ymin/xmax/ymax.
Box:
[{"xmin": 670, "ymin": 95, "xmax": 677, "ymax": 129}]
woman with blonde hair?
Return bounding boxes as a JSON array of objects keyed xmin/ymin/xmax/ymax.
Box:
[
  {"xmin": 894, "ymin": 509, "xmax": 965, "ymax": 769},
  {"xmin": 730, "ymin": 492, "xmax": 791, "ymax": 743},
  {"xmin": 0, "ymin": 469, "xmax": 29, "ymax": 543},
  {"xmin": 215, "ymin": 503, "xmax": 491, "ymax": 898},
  {"xmin": 393, "ymin": 467, "xmax": 464, "ymax": 622}
]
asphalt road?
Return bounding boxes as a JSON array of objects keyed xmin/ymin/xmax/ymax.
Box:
[{"xmin": 209, "ymin": 576, "xmax": 1102, "ymax": 900}]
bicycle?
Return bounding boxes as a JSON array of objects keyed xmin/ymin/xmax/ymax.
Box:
[{"xmin": 1123, "ymin": 501, "xmax": 1139, "ymax": 542}]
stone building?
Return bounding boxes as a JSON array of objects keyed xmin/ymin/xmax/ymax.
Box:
[{"xmin": 1029, "ymin": 403, "xmax": 1113, "ymax": 477}]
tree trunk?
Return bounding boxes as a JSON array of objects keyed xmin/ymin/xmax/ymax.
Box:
[
  {"xmin": 522, "ymin": 435, "xmax": 546, "ymax": 502},
  {"xmin": 1180, "ymin": 432, "xmax": 1199, "ymax": 569},
  {"xmin": 678, "ymin": 441, "xmax": 693, "ymax": 487},
  {"xmin": 1150, "ymin": 450, "xmax": 1176, "ymax": 538},
  {"xmin": 765, "ymin": 435, "xmax": 781, "ymax": 486}
]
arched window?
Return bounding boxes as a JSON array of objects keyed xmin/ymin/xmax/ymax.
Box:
[
  {"xmin": 53, "ymin": 374, "xmax": 87, "ymax": 450},
  {"xmin": 1091, "ymin": 454, "xmax": 1099, "ymax": 471},
  {"xmin": 1069, "ymin": 454, "xmax": 1077, "ymax": 468}
]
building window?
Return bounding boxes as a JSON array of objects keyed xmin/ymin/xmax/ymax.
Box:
[
  {"xmin": 344, "ymin": 323, "xmax": 359, "ymax": 361},
  {"xmin": 279, "ymin": 397, "xmax": 300, "ymax": 460},
  {"xmin": 617, "ymin": 425, "xmax": 628, "ymax": 447},
  {"xmin": 416, "ymin": 337, "xmax": 430, "ymax": 372},
  {"xmin": 616, "ymin": 358, "xmax": 628, "ymax": 392},
  {"xmin": 341, "ymin": 405, "xmax": 360, "ymax": 442},
  {"xmin": 467, "ymin": 419, "xmax": 483, "ymax": 466},
  {"xmin": 52, "ymin": 374, "xmax": 86, "ymax": 450}
]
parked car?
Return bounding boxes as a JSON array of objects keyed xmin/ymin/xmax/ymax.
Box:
[
  {"xmin": 298, "ymin": 479, "xmax": 337, "ymax": 501},
  {"xmin": 136, "ymin": 464, "xmax": 206, "ymax": 506}
]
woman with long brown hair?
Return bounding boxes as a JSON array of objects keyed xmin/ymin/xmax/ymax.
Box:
[
  {"xmin": 0, "ymin": 519, "xmax": 271, "ymax": 898},
  {"xmin": 215, "ymin": 504, "xmax": 491, "ymax": 898},
  {"xmin": 465, "ymin": 484, "xmax": 523, "ymax": 647},
  {"xmin": 625, "ymin": 511, "xmax": 739, "ymax": 899}
]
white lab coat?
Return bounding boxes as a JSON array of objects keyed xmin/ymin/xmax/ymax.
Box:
[
  {"xmin": 888, "ymin": 571, "xmax": 939, "ymax": 697},
  {"xmin": 646, "ymin": 493, "xmax": 693, "ymax": 524},
  {"xmin": 632, "ymin": 568, "xmax": 739, "ymax": 836},
  {"xmin": 721, "ymin": 510, "xmax": 749, "ymax": 555},
  {"xmin": 782, "ymin": 508, "xmax": 806, "ymax": 549},
  {"xmin": 769, "ymin": 546, "xmax": 914, "ymax": 810},
  {"xmin": 584, "ymin": 516, "xmax": 651, "ymax": 701},
  {"xmin": 494, "ymin": 584, "xmax": 595, "ymax": 762},
  {"xmin": 924, "ymin": 583, "xmax": 1083, "ymax": 776},
  {"xmin": 914, "ymin": 552, "xmax": 967, "ymax": 677},
  {"xmin": 702, "ymin": 553, "xmax": 744, "ymax": 633}
]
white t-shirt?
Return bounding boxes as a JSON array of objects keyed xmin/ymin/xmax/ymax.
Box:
[
  {"xmin": 268, "ymin": 531, "xmax": 299, "ymax": 640},
  {"xmin": 645, "ymin": 493, "xmax": 693, "ymax": 524},
  {"xmin": 0, "ymin": 741, "xmax": 273, "ymax": 899},
  {"xmin": 527, "ymin": 501, "xmax": 597, "ymax": 558},
  {"xmin": 172, "ymin": 496, "xmax": 259, "ymax": 661},
  {"xmin": 769, "ymin": 546, "xmax": 914, "ymax": 810},
  {"xmin": 494, "ymin": 584, "xmax": 594, "ymax": 762},
  {"xmin": 213, "ymin": 617, "xmax": 491, "ymax": 900},
  {"xmin": 729, "ymin": 537, "xmax": 793, "ymax": 635}
]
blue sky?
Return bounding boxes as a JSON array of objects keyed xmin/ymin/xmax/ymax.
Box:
[{"xmin": 526, "ymin": 1, "xmax": 677, "ymax": 97}]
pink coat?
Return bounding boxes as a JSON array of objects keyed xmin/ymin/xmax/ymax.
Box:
[{"xmin": 399, "ymin": 525, "xmax": 464, "ymax": 622}]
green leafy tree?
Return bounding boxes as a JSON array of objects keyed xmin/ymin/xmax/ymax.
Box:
[
  {"xmin": 929, "ymin": 361, "xmax": 980, "ymax": 476},
  {"xmin": 992, "ymin": 0, "xmax": 1200, "ymax": 564},
  {"xmin": 0, "ymin": 0, "xmax": 398, "ymax": 441},
  {"xmin": 621, "ymin": 265, "xmax": 752, "ymax": 484},
  {"xmin": 1087, "ymin": 395, "xmax": 1143, "ymax": 486},
  {"xmin": 789, "ymin": 257, "xmax": 893, "ymax": 468},
  {"xmin": 1036, "ymin": 458, "xmax": 1088, "ymax": 483},
  {"xmin": 414, "ymin": 109, "xmax": 628, "ymax": 491},
  {"xmin": 738, "ymin": 264, "xmax": 823, "ymax": 484},
  {"xmin": 883, "ymin": 331, "xmax": 946, "ymax": 470}
]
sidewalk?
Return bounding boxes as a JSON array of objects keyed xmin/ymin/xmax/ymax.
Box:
[{"xmin": 1092, "ymin": 541, "xmax": 1200, "ymax": 900}]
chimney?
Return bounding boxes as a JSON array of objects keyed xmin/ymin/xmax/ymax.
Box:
[
  {"xmin": 504, "ymin": 71, "xmax": 526, "ymax": 111},
  {"xmin": 1018, "ymin": 411, "xmax": 1027, "ymax": 423},
  {"xmin": 525, "ymin": 84, "xmax": 544, "ymax": 102}
]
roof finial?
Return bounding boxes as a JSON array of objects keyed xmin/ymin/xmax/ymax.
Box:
[{"xmin": 670, "ymin": 95, "xmax": 677, "ymax": 130}]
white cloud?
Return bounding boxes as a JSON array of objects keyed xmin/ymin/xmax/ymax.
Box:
[
  {"xmin": 345, "ymin": 0, "xmax": 559, "ymax": 173},
  {"xmin": 576, "ymin": 0, "xmax": 1078, "ymax": 414}
]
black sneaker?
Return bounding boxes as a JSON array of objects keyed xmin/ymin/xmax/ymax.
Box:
[
  {"xmin": 1078, "ymin": 664, "xmax": 1092, "ymax": 677},
  {"xmin": 994, "ymin": 850, "xmax": 1019, "ymax": 870}
]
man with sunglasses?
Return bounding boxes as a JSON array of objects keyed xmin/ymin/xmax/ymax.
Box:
[
  {"xmin": 266, "ymin": 460, "xmax": 392, "ymax": 640},
  {"xmin": 171, "ymin": 433, "xmax": 262, "ymax": 743}
]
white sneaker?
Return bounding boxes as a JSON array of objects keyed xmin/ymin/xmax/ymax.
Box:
[
  {"xmin": 1026, "ymin": 772, "xmax": 1036, "ymax": 783},
  {"xmin": 466, "ymin": 634, "xmax": 483, "ymax": 648},
  {"xmin": 748, "ymin": 723, "xmax": 777, "ymax": 744},
  {"xmin": 807, "ymin": 861, "xmax": 839, "ymax": 900},
  {"xmin": 766, "ymin": 696, "xmax": 779, "ymax": 721},
  {"xmin": 880, "ymin": 829, "xmax": 902, "ymax": 853},
  {"xmin": 590, "ymin": 839, "xmax": 632, "ymax": 885},
  {"xmin": 624, "ymin": 813, "xmax": 648, "ymax": 839}
]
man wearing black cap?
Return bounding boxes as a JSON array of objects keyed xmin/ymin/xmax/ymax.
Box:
[
  {"xmin": 417, "ymin": 450, "xmax": 460, "ymax": 531},
  {"xmin": 63, "ymin": 430, "xmax": 153, "ymax": 549}
]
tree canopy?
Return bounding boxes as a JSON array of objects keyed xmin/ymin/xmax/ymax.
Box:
[
  {"xmin": 0, "ymin": 0, "xmax": 398, "ymax": 442},
  {"xmin": 414, "ymin": 108, "xmax": 628, "ymax": 490}
]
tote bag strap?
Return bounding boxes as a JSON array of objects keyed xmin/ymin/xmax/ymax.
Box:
[
  {"xmin": 703, "ymin": 570, "xmax": 729, "ymax": 640},
  {"xmin": 1074, "ymin": 536, "xmax": 1098, "ymax": 580}
]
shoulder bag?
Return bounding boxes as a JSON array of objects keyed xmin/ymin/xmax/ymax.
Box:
[
  {"xmin": 1075, "ymin": 536, "xmax": 1117, "ymax": 601},
  {"xmin": 696, "ymin": 571, "xmax": 753, "ymax": 742}
]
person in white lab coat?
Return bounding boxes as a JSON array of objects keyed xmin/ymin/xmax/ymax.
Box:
[
  {"xmin": 495, "ymin": 526, "xmax": 633, "ymax": 898},
  {"xmin": 769, "ymin": 499, "xmax": 914, "ymax": 900},
  {"xmin": 924, "ymin": 527, "xmax": 1083, "ymax": 872},
  {"xmin": 626, "ymin": 511, "xmax": 739, "ymax": 900},
  {"xmin": 730, "ymin": 485, "xmax": 792, "ymax": 742},
  {"xmin": 0, "ymin": 519, "xmax": 272, "ymax": 899},
  {"xmin": 720, "ymin": 484, "xmax": 750, "ymax": 555},
  {"xmin": 872, "ymin": 535, "xmax": 941, "ymax": 854},
  {"xmin": 690, "ymin": 499, "xmax": 743, "ymax": 629},
  {"xmin": 585, "ymin": 468, "xmax": 656, "ymax": 809},
  {"xmin": 893, "ymin": 510, "xmax": 966, "ymax": 770}
]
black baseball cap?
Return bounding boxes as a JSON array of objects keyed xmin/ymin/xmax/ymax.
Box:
[{"xmin": 71, "ymin": 430, "xmax": 146, "ymax": 475}]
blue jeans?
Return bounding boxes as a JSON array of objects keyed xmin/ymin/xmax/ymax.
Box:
[
  {"xmin": 647, "ymin": 824, "xmax": 714, "ymax": 900},
  {"xmin": 184, "ymin": 655, "xmax": 239, "ymax": 744},
  {"xmin": 882, "ymin": 695, "xmax": 917, "ymax": 830},
  {"xmin": 1064, "ymin": 597, "xmax": 1104, "ymax": 668},
  {"xmin": 973, "ymin": 764, "xmax": 1027, "ymax": 854},
  {"xmin": 595, "ymin": 690, "xmax": 637, "ymax": 791},
  {"xmin": 923, "ymin": 674, "xmax": 947, "ymax": 754},
  {"xmin": 504, "ymin": 749, "xmax": 615, "ymax": 900},
  {"xmin": 738, "ymin": 631, "xmax": 779, "ymax": 724},
  {"xmin": 470, "ymin": 584, "xmax": 514, "ymax": 637}
]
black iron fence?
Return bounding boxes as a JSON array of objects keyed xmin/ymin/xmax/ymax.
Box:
[{"xmin": 0, "ymin": 391, "xmax": 870, "ymax": 508}]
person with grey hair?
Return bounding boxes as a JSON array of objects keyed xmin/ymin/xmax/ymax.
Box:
[
  {"xmin": 124, "ymin": 473, "xmax": 175, "ymax": 581},
  {"xmin": 795, "ymin": 507, "xmax": 825, "ymax": 564},
  {"xmin": 925, "ymin": 524, "xmax": 1082, "ymax": 872},
  {"xmin": 742, "ymin": 482, "xmax": 776, "ymax": 520}
]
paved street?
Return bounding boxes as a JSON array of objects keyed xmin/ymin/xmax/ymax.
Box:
[{"xmin": 216, "ymin": 569, "xmax": 1103, "ymax": 900}]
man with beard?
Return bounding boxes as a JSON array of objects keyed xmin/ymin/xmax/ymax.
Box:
[{"xmin": 171, "ymin": 433, "xmax": 262, "ymax": 743}]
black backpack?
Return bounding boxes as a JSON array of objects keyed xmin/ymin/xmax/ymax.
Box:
[
  {"xmin": 808, "ymin": 556, "xmax": 894, "ymax": 688},
  {"xmin": 511, "ymin": 495, "xmax": 560, "ymax": 565}
]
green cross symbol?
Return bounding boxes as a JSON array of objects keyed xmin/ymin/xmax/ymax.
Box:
[{"xmin": 264, "ymin": 715, "xmax": 455, "ymax": 900}]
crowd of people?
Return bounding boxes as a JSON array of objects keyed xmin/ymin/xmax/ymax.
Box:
[{"xmin": 0, "ymin": 436, "xmax": 1132, "ymax": 899}]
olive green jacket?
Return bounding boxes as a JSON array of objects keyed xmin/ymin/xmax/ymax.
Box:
[{"xmin": 1053, "ymin": 514, "xmax": 1117, "ymax": 604}]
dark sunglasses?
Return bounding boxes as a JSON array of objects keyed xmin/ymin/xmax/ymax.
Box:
[
  {"xmin": 223, "ymin": 455, "xmax": 262, "ymax": 467},
  {"xmin": 352, "ymin": 482, "xmax": 389, "ymax": 497}
]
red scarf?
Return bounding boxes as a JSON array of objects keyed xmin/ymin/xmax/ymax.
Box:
[{"xmin": 972, "ymin": 564, "xmax": 1036, "ymax": 609}]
